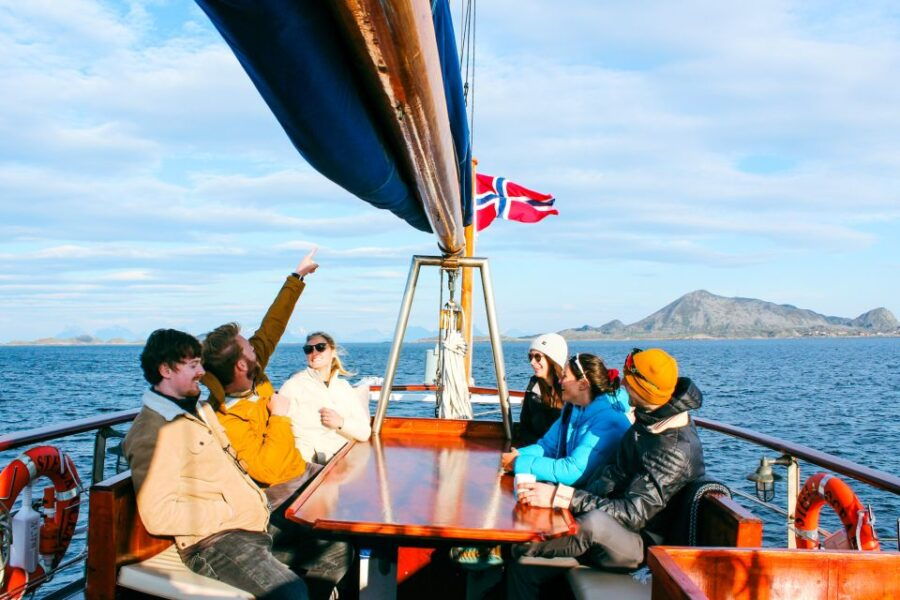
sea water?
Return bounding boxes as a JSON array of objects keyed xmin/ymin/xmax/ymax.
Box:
[{"xmin": 1, "ymin": 337, "xmax": 898, "ymax": 596}]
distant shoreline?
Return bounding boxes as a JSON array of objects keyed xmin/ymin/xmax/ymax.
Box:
[{"xmin": 4, "ymin": 332, "xmax": 897, "ymax": 347}]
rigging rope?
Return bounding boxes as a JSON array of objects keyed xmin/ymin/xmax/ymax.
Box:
[
  {"xmin": 458, "ymin": 0, "xmax": 477, "ymax": 147},
  {"xmin": 435, "ymin": 268, "xmax": 472, "ymax": 419}
]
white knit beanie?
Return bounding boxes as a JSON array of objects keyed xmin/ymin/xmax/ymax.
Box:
[{"xmin": 529, "ymin": 333, "xmax": 568, "ymax": 370}]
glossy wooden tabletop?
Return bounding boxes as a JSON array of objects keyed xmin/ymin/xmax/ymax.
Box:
[{"xmin": 286, "ymin": 418, "xmax": 577, "ymax": 543}]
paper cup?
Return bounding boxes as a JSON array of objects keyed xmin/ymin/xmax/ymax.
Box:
[{"xmin": 514, "ymin": 473, "xmax": 537, "ymax": 499}]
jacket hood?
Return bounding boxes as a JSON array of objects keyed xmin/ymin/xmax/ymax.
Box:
[{"xmin": 634, "ymin": 377, "xmax": 702, "ymax": 426}]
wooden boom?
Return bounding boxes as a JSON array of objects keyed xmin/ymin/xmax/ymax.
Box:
[{"xmin": 330, "ymin": 0, "xmax": 465, "ymax": 255}]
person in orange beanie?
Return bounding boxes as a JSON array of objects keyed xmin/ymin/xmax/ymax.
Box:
[
  {"xmin": 622, "ymin": 347, "xmax": 678, "ymax": 407},
  {"xmin": 509, "ymin": 348, "xmax": 706, "ymax": 599}
]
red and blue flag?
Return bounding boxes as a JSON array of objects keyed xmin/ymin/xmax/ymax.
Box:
[{"xmin": 475, "ymin": 173, "xmax": 557, "ymax": 232}]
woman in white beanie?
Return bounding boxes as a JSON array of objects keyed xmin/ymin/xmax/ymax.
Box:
[{"xmin": 517, "ymin": 333, "xmax": 569, "ymax": 446}]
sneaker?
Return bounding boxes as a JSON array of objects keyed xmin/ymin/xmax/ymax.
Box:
[{"xmin": 450, "ymin": 545, "xmax": 503, "ymax": 570}]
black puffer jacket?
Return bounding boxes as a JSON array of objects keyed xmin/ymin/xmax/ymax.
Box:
[
  {"xmin": 569, "ymin": 377, "xmax": 706, "ymax": 533},
  {"xmin": 516, "ymin": 376, "xmax": 562, "ymax": 447}
]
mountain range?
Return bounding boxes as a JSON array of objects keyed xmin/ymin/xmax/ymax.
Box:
[
  {"xmin": 3, "ymin": 291, "xmax": 897, "ymax": 345},
  {"xmin": 555, "ymin": 290, "xmax": 899, "ymax": 340}
]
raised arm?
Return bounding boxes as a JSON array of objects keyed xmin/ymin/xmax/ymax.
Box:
[{"xmin": 250, "ymin": 247, "xmax": 318, "ymax": 369}]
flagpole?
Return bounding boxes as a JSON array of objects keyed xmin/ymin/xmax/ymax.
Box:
[{"xmin": 461, "ymin": 158, "xmax": 477, "ymax": 385}]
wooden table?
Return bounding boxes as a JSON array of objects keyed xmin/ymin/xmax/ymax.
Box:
[{"xmin": 285, "ymin": 418, "xmax": 577, "ymax": 597}]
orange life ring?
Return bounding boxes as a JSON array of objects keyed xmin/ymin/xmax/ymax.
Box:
[
  {"xmin": 794, "ymin": 472, "xmax": 879, "ymax": 551},
  {"xmin": 0, "ymin": 446, "xmax": 82, "ymax": 600}
]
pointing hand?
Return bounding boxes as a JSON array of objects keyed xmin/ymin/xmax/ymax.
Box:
[{"xmin": 295, "ymin": 247, "xmax": 319, "ymax": 277}]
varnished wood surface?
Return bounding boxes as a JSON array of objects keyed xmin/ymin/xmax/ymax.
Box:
[
  {"xmin": 648, "ymin": 547, "xmax": 900, "ymax": 600},
  {"xmin": 697, "ymin": 495, "xmax": 763, "ymax": 548},
  {"xmin": 85, "ymin": 471, "xmax": 171, "ymax": 600},
  {"xmin": 287, "ymin": 418, "xmax": 576, "ymax": 543},
  {"xmin": 330, "ymin": 0, "xmax": 464, "ymax": 254}
]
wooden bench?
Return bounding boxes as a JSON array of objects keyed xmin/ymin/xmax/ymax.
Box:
[
  {"xmin": 85, "ymin": 471, "xmax": 253, "ymax": 599},
  {"xmin": 558, "ymin": 483, "xmax": 764, "ymax": 600}
]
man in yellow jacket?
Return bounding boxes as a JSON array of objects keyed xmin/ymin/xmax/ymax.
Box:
[
  {"xmin": 201, "ymin": 248, "xmax": 318, "ymax": 485},
  {"xmin": 201, "ymin": 248, "xmax": 353, "ymax": 598}
]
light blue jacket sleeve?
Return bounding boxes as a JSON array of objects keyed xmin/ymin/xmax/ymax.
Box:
[
  {"xmin": 517, "ymin": 414, "xmax": 564, "ymax": 459},
  {"xmin": 514, "ymin": 400, "xmax": 629, "ymax": 486}
]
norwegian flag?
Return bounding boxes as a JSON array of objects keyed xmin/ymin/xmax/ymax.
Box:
[{"xmin": 475, "ymin": 173, "xmax": 557, "ymax": 232}]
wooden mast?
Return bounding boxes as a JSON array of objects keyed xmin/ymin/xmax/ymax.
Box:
[{"xmin": 461, "ymin": 159, "xmax": 477, "ymax": 383}]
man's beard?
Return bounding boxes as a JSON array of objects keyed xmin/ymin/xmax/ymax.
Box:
[{"xmin": 246, "ymin": 359, "xmax": 261, "ymax": 384}]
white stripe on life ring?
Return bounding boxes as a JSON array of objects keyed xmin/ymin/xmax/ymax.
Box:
[
  {"xmin": 18, "ymin": 454, "xmax": 38, "ymax": 480},
  {"xmin": 817, "ymin": 474, "xmax": 833, "ymax": 498},
  {"xmin": 56, "ymin": 487, "xmax": 78, "ymax": 502}
]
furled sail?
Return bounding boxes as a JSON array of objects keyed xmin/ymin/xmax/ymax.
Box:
[{"xmin": 195, "ymin": 0, "xmax": 472, "ymax": 254}]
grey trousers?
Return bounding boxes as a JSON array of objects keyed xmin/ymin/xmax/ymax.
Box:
[
  {"xmin": 507, "ymin": 509, "xmax": 644, "ymax": 600},
  {"xmin": 183, "ymin": 530, "xmax": 309, "ymax": 600}
]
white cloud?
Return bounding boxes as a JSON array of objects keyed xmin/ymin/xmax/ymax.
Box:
[{"xmin": 0, "ymin": 0, "xmax": 898, "ymax": 340}]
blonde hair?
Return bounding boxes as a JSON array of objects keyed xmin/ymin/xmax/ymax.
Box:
[{"xmin": 307, "ymin": 331, "xmax": 353, "ymax": 381}]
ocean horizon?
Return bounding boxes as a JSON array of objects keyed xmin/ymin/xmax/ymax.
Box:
[{"xmin": 1, "ymin": 337, "xmax": 898, "ymax": 596}]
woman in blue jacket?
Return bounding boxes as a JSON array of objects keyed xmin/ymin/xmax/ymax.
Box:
[{"xmin": 501, "ymin": 353, "xmax": 631, "ymax": 487}]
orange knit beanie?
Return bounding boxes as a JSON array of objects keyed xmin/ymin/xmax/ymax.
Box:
[{"xmin": 623, "ymin": 348, "xmax": 678, "ymax": 405}]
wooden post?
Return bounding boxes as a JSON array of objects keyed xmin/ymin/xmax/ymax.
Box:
[{"xmin": 461, "ymin": 159, "xmax": 477, "ymax": 384}]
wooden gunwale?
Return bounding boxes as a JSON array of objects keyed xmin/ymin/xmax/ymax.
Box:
[
  {"xmin": 647, "ymin": 546, "xmax": 900, "ymax": 600},
  {"xmin": 694, "ymin": 416, "xmax": 900, "ymax": 495},
  {"xmin": 0, "ymin": 408, "xmax": 139, "ymax": 452},
  {"xmin": 370, "ymin": 384, "xmax": 525, "ymax": 397},
  {"xmin": 2, "ymin": 390, "xmax": 897, "ymax": 497}
]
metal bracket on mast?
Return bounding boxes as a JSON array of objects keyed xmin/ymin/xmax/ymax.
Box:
[{"xmin": 372, "ymin": 255, "xmax": 512, "ymax": 439}]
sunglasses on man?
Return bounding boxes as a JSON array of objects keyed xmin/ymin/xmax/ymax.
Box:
[
  {"xmin": 624, "ymin": 348, "xmax": 659, "ymax": 390},
  {"xmin": 303, "ymin": 342, "xmax": 329, "ymax": 355}
]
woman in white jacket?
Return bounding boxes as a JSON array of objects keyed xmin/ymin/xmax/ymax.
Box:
[{"xmin": 280, "ymin": 332, "xmax": 371, "ymax": 463}]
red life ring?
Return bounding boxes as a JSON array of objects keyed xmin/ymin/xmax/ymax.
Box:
[
  {"xmin": 794, "ymin": 472, "xmax": 879, "ymax": 551},
  {"xmin": 0, "ymin": 446, "xmax": 82, "ymax": 600}
]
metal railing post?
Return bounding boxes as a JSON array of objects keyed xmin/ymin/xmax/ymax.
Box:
[
  {"xmin": 91, "ymin": 426, "xmax": 125, "ymax": 485},
  {"xmin": 373, "ymin": 256, "xmax": 424, "ymax": 435},
  {"xmin": 476, "ymin": 259, "xmax": 512, "ymax": 440},
  {"xmin": 372, "ymin": 255, "xmax": 512, "ymax": 440},
  {"xmin": 786, "ymin": 455, "xmax": 800, "ymax": 548}
]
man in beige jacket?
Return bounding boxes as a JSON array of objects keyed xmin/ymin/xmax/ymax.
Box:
[{"xmin": 124, "ymin": 328, "xmax": 309, "ymax": 599}]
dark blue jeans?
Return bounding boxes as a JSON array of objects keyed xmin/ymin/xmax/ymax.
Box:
[{"xmin": 183, "ymin": 529, "xmax": 309, "ymax": 600}]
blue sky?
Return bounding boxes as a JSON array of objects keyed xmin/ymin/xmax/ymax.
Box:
[{"xmin": 1, "ymin": 0, "xmax": 898, "ymax": 342}]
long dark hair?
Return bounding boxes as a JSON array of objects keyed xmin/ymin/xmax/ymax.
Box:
[
  {"xmin": 535, "ymin": 358, "xmax": 564, "ymax": 409},
  {"xmin": 569, "ymin": 353, "xmax": 620, "ymax": 399}
]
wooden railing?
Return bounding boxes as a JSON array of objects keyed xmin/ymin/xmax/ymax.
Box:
[
  {"xmin": 0, "ymin": 409, "xmax": 139, "ymax": 452},
  {"xmin": 694, "ymin": 417, "xmax": 900, "ymax": 495},
  {"xmin": 2, "ymin": 388, "xmax": 896, "ymax": 497}
]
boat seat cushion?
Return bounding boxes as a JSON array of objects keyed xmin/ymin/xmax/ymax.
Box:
[
  {"xmin": 566, "ymin": 568, "xmax": 651, "ymax": 600},
  {"xmin": 516, "ymin": 557, "xmax": 651, "ymax": 600},
  {"xmin": 118, "ymin": 545, "xmax": 254, "ymax": 599}
]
